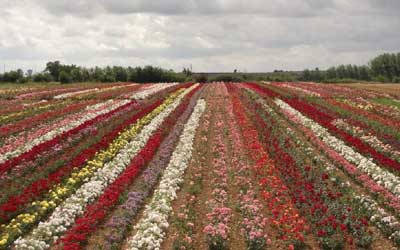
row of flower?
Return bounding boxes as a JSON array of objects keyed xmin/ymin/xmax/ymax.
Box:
[
  {"xmin": 228, "ymin": 85, "xmax": 309, "ymax": 250},
  {"xmin": 16, "ymin": 86, "xmax": 202, "ymax": 249},
  {"xmin": 127, "ymin": 83, "xmax": 179, "ymax": 100},
  {"xmin": 234, "ymin": 83, "xmax": 378, "ymax": 249},
  {"xmin": 243, "ymin": 83, "xmax": 400, "ymax": 248},
  {"xmin": 223, "ymin": 85, "xmax": 270, "ymax": 249},
  {"xmin": 125, "ymin": 99, "xmax": 206, "ymax": 250},
  {"xmin": 0, "ymin": 84, "xmax": 182, "ymax": 170},
  {"xmin": 53, "ymin": 83, "xmax": 139, "ymax": 99},
  {"xmin": 167, "ymin": 85, "xmax": 214, "ymax": 250},
  {"xmin": 0, "ymin": 99, "xmax": 99, "ymax": 138},
  {"xmin": 274, "ymin": 99, "xmax": 400, "ymax": 212},
  {"xmin": 14, "ymin": 82, "xmax": 130, "ymax": 100},
  {"xmin": 258, "ymin": 97, "xmax": 399, "ymax": 246},
  {"xmin": 332, "ymin": 119, "xmax": 400, "ymax": 164},
  {"xmin": 274, "ymin": 99, "xmax": 400, "ymax": 196},
  {"xmin": 271, "ymin": 82, "xmax": 400, "ymax": 151},
  {"xmin": 0, "ymin": 83, "xmax": 172, "ymax": 142},
  {"xmin": 0, "ymin": 99, "xmax": 73, "ymax": 125},
  {"xmin": 0, "ymin": 83, "xmax": 139, "ymax": 119},
  {"xmin": 247, "ymin": 83, "xmax": 400, "ymax": 179},
  {"xmin": 0, "ymin": 86, "xmax": 194, "ymax": 248},
  {"xmin": 82, "ymin": 84, "xmax": 203, "ymax": 250},
  {"xmin": 202, "ymin": 85, "xmax": 232, "ymax": 249},
  {"xmin": 46, "ymin": 84, "xmax": 202, "ymax": 250},
  {"xmin": 0, "ymin": 94, "xmax": 162, "ymax": 223}
]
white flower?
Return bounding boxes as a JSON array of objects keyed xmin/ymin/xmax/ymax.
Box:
[
  {"xmin": 130, "ymin": 83, "xmax": 179, "ymax": 100},
  {"xmin": 126, "ymin": 99, "xmax": 206, "ymax": 250},
  {"xmin": 275, "ymin": 98, "xmax": 400, "ymax": 197},
  {"xmin": 13, "ymin": 85, "xmax": 199, "ymax": 250}
]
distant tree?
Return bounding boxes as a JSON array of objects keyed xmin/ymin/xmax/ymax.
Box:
[
  {"xmin": 33, "ymin": 73, "xmax": 52, "ymax": 82},
  {"xmin": 113, "ymin": 66, "xmax": 128, "ymax": 82},
  {"xmin": 358, "ymin": 66, "xmax": 371, "ymax": 80},
  {"xmin": 92, "ymin": 67, "xmax": 104, "ymax": 82},
  {"xmin": 195, "ymin": 74, "xmax": 208, "ymax": 83},
  {"xmin": 45, "ymin": 61, "xmax": 62, "ymax": 81},
  {"xmin": 59, "ymin": 70, "xmax": 72, "ymax": 84},
  {"xmin": 70, "ymin": 68, "xmax": 82, "ymax": 82},
  {"xmin": 302, "ymin": 69, "xmax": 312, "ymax": 81},
  {"xmin": 101, "ymin": 66, "xmax": 116, "ymax": 82},
  {"xmin": 313, "ymin": 67, "xmax": 322, "ymax": 82}
]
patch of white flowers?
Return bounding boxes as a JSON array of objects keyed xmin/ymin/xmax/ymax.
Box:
[
  {"xmin": 130, "ymin": 83, "xmax": 179, "ymax": 100},
  {"xmin": 354, "ymin": 195, "xmax": 400, "ymax": 245},
  {"xmin": 13, "ymin": 85, "xmax": 198, "ymax": 250},
  {"xmin": 54, "ymin": 88, "xmax": 98, "ymax": 99},
  {"xmin": 275, "ymin": 98, "xmax": 400, "ymax": 197},
  {"xmin": 126, "ymin": 99, "xmax": 206, "ymax": 250},
  {"xmin": 279, "ymin": 83, "xmax": 321, "ymax": 97},
  {"xmin": 0, "ymin": 99, "xmax": 131, "ymax": 164},
  {"xmin": 333, "ymin": 119, "xmax": 400, "ymax": 163}
]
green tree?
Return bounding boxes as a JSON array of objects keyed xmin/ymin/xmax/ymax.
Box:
[
  {"xmin": 59, "ymin": 70, "xmax": 72, "ymax": 84},
  {"xmin": 45, "ymin": 61, "xmax": 61, "ymax": 81}
]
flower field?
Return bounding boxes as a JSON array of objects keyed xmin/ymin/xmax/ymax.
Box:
[{"xmin": 0, "ymin": 82, "xmax": 399, "ymax": 250}]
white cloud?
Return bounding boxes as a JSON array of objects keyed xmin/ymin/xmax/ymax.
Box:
[{"xmin": 0, "ymin": 0, "xmax": 399, "ymax": 73}]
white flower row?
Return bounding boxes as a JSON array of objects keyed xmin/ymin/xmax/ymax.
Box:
[
  {"xmin": 332, "ymin": 119, "xmax": 400, "ymax": 163},
  {"xmin": 54, "ymin": 88, "xmax": 98, "ymax": 99},
  {"xmin": 0, "ymin": 99, "xmax": 131, "ymax": 164},
  {"xmin": 13, "ymin": 85, "xmax": 198, "ymax": 250},
  {"xmin": 126, "ymin": 99, "xmax": 206, "ymax": 250},
  {"xmin": 278, "ymin": 83, "xmax": 321, "ymax": 97},
  {"xmin": 54, "ymin": 83, "xmax": 137, "ymax": 99},
  {"xmin": 275, "ymin": 98, "xmax": 400, "ymax": 196},
  {"xmin": 130, "ymin": 83, "xmax": 180, "ymax": 100},
  {"xmin": 354, "ymin": 195, "xmax": 400, "ymax": 244}
]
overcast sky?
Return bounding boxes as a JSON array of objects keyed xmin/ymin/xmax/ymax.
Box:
[{"xmin": 0, "ymin": 0, "xmax": 399, "ymax": 73}]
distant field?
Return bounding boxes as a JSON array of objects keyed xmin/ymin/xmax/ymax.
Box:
[
  {"xmin": 0, "ymin": 82, "xmax": 399, "ymax": 250},
  {"xmin": 338, "ymin": 83, "xmax": 400, "ymax": 96}
]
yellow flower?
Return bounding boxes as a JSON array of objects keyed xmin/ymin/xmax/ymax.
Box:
[
  {"xmin": 67, "ymin": 178, "xmax": 76, "ymax": 185},
  {"xmin": 1, "ymin": 89, "xmax": 185, "ymax": 243},
  {"xmin": 0, "ymin": 239, "xmax": 7, "ymax": 246}
]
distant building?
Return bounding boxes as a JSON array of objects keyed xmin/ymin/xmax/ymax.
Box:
[{"xmin": 27, "ymin": 69, "xmax": 33, "ymax": 77}]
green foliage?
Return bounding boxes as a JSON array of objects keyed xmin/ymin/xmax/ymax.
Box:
[
  {"xmin": 2, "ymin": 52, "xmax": 399, "ymax": 84},
  {"xmin": 0, "ymin": 69, "xmax": 24, "ymax": 83},
  {"xmin": 300, "ymin": 52, "xmax": 399, "ymax": 83},
  {"xmin": 33, "ymin": 73, "xmax": 52, "ymax": 82},
  {"xmin": 59, "ymin": 70, "xmax": 72, "ymax": 84},
  {"xmin": 1, "ymin": 61, "xmax": 187, "ymax": 84},
  {"xmin": 392, "ymin": 76, "xmax": 400, "ymax": 83},
  {"xmin": 194, "ymin": 73, "xmax": 208, "ymax": 83},
  {"xmin": 209, "ymin": 74, "xmax": 244, "ymax": 82}
]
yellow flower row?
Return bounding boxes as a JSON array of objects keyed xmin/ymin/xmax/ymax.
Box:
[{"xmin": 0, "ymin": 88, "xmax": 184, "ymax": 247}]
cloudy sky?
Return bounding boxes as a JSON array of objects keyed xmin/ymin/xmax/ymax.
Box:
[{"xmin": 0, "ymin": 0, "xmax": 399, "ymax": 73}]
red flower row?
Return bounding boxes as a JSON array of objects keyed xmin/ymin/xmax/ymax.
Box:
[
  {"xmin": 0, "ymin": 99, "xmax": 161, "ymax": 222},
  {"xmin": 54, "ymin": 84, "xmax": 200, "ymax": 250},
  {"xmin": 227, "ymin": 84, "xmax": 308, "ymax": 246},
  {"xmin": 0, "ymin": 84, "xmax": 187, "ymax": 176},
  {"xmin": 0, "ymin": 83, "xmax": 191, "ymax": 222},
  {"xmin": 0, "ymin": 100, "xmax": 97, "ymax": 137},
  {"xmin": 233, "ymin": 84, "xmax": 372, "ymax": 247},
  {"xmin": 246, "ymin": 83, "xmax": 400, "ymax": 173}
]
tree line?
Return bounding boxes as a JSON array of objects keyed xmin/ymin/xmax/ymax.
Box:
[
  {"xmin": 0, "ymin": 61, "xmax": 189, "ymax": 84},
  {"xmin": 299, "ymin": 53, "xmax": 400, "ymax": 83},
  {"xmin": 1, "ymin": 53, "xmax": 399, "ymax": 84}
]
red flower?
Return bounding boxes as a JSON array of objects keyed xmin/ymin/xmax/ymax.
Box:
[{"xmin": 317, "ymin": 230, "xmax": 327, "ymax": 237}]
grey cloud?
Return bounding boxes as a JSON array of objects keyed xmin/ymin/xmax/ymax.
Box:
[
  {"xmin": 34, "ymin": 0, "xmax": 334, "ymax": 17},
  {"xmin": 0, "ymin": 0, "xmax": 399, "ymax": 72}
]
